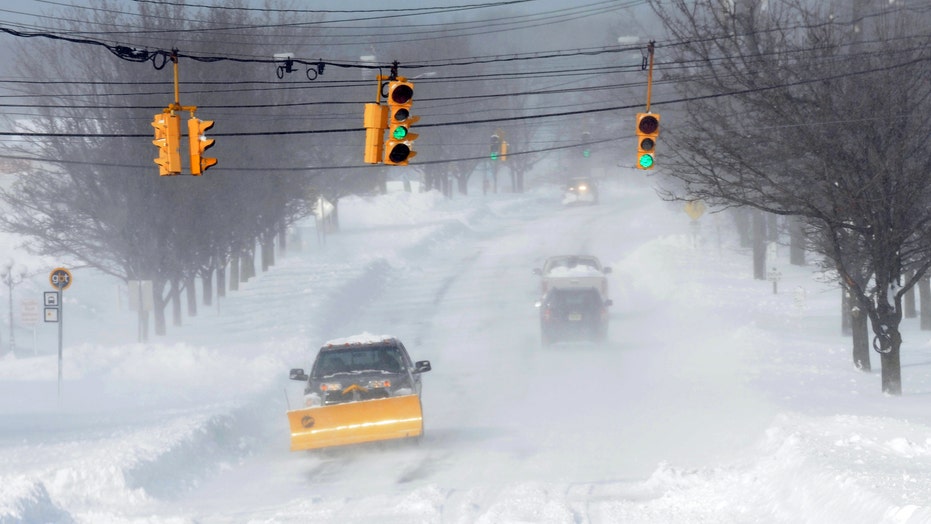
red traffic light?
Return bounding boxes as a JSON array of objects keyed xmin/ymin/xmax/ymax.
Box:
[{"xmin": 638, "ymin": 114, "xmax": 659, "ymax": 134}]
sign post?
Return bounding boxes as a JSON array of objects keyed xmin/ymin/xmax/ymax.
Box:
[{"xmin": 48, "ymin": 267, "xmax": 71, "ymax": 404}]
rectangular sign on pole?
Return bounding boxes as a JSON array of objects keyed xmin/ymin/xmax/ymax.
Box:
[
  {"xmin": 44, "ymin": 291, "xmax": 59, "ymax": 307},
  {"xmin": 20, "ymin": 298, "xmax": 39, "ymax": 327},
  {"xmin": 45, "ymin": 291, "xmax": 60, "ymax": 323}
]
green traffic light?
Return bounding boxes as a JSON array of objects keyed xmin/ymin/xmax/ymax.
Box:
[
  {"xmin": 583, "ymin": 150, "xmax": 590, "ymax": 158},
  {"xmin": 490, "ymin": 152, "xmax": 498, "ymax": 160},
  {"xmin": 392, "ymin": 126, "xmax": 408, "ymax": 140},
  {"xmin": 638, "ymin": 154, "xmax": 654, "ymax": 169}
]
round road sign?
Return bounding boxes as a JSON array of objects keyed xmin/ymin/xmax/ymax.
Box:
[{"xmin": 49, "ymin": 267, "xmax": 73, "ymax": 291}]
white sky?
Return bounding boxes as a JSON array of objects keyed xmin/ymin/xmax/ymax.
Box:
[{"xmin": 1, "ymin": 172, "xmax": 930, "ymax": 523}]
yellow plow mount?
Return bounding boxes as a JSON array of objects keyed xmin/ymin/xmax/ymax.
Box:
[{"xmin": 287, "ymin": 394, "xmax": 423, "ymax": 451}]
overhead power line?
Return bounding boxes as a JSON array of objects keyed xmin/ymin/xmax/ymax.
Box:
[{"xmin": 0, "ymin": 55, "xmax": 923, "ymax": 141}]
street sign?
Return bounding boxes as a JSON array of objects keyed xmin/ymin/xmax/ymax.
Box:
[
  {"xmin": 20, "ymin": 298, "xmax": 39, "ymax": 326},
  {"xmin": 684, "ymin": 200, "xmax": 706, "ymax": 221},
  {"xmin": 44, "ymin": 291, "xmax": 59, "ymax": 307},
  {"xmin": 49, "ymin": 267, "xmax": 72, "ymax": 291}
]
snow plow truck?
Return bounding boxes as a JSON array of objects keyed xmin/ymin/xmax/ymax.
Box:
[{"xmin": 287, "ymin": 334, "xmax": 431, "ymax": 451}]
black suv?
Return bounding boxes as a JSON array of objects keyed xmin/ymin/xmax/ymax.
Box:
[{"xmin": 538, "ymin": 287, "xmax": 612, "ymax": 345}]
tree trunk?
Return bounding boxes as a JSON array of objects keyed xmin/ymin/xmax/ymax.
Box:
[
  {"xmin": 872, "ymin": 304, "xmax": 903, "ymax": 395},
  {"xmin": 330, "ymin": 200, "xmax": 340, "ymax": 232},
  {"xmin": 880, "ymin": 344, "xmax": 902, "ymax": 395},
  {"xmin": 201, "ymin": 268, "xmax": 214, "ymax": 306},
  {"xmin": 851, "ymin": 305, "xmax": 870, "ymax": 371},
  {"xmin": 154, "ymin": 280, "xmax": 167, "ymax": 336},
  {"xmin": 920, "ymin": 276, "xmax": 931, "ymax": 330},
  {"xmin": 752, "ymin": 209, "xmax": 766, "ymax": 280},
  {"xmin": 230, "ymin": 256, "xmax": 240, "ymax": 291},
  {"xmin": 280, "ymin": 225, "xmax": 288, "ymax": 254},
  {"xmin": 185, "ymin": 276, "xmax": 197, "ymax": 317},
  {"xmin": 734, "ymin": 208, "xmax": 751, "ymax": 248},
  {"xmin": 171, "ymin": 278, "xmax": 182, "ymax": 327},
  {"xmin": 789, "ymin": 216, "xmax": 806, "ymax": 266},
  {"xmin": 217, "ymin": 263, "xmax": 226, "ymax": 298},
  {"xmin": 242, "ymin": 247, "xmax": 256, "ymax": 281},
  {"xmin": 767, "ymin": 213, "xmax": 778, "ymax": 242},
  {"xmin": 841, "ymin": 288, "xmax": 852, "ymax": 336},
  {"xmin": 261, "ymin": 234, "xmax": 274, "ymax": 272},
  {"xmin": 904, "ymin": 270, "xmax": 917, "ymax": 318}
]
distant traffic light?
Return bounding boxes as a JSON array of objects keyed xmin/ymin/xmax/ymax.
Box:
[
  {"xmin": 636, "ymin": 112, "xmax": 660, "ymax": 170},
  {"xmin": 363, "ymin": 103, "xmax": 388, "ymax": 164},
  {"xmin": 152, "ymin": 112, "xmax": 181, "ymax": 176},
  {"xmin": 490, "ymin": 134, "xmax": 501, "ymax": 160},
  {"xmin": 188, "ymin": 117, "xmax": 217, "ymax": 175},
  {"xmin": 500, "ymin": 140, "xmax": 508, "ymax": 162},
  {"xmin": 581, "ymin": 131, "xmax": 591, "ymax": 158},
  {"xmin": 384, "ymin": 80, "xmax": 419, "ymax": 166}
]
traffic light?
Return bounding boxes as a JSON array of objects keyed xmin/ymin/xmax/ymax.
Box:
[
  {"xmin": 152, "ymin": 112, "xmax": 181, "ymax": 176},
  {"xmin": 490, "ymin": 134, "xmax": 501, "ymax": 160},
  {"xmin": 636, "ymin": 112, "xmax": 660, "ymax": 170},
  {"xmin": 188, "ymin": 117, "xmax": 217, "ymax": 175},
  {"xmin": 363, "ymin": 102, "xmax": 388, "ymax": 164},
  {"xmin": 500, "ymin": 140, "xmax": 508, "ymax": 162},
  {"xmin": 581, "ymin": 131, "xmax": 591, "ymax": 158},
  {"xmin": 384, "ymin": 80, "xmax": 419, "ymax": 166}
]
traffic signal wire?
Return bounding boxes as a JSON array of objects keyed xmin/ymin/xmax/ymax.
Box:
[{"xmin": 0, "ymin": 53, "xmax": 923, "ymax": 139}]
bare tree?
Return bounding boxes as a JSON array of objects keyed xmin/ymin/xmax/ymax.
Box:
[
  {"xmin": 0, "ymin": 1, "xmax": 320, "ymax": 336},
  {"xmin": 650, "ymin": 0, "xmax": 931, "ymax": 394}
]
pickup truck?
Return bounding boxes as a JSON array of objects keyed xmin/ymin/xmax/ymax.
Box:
[{"xmin": 534, "ymin": 255, "xmax": 611, "ymax": 298}]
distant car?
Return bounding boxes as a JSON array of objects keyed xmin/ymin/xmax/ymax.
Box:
[
  {"xmin": 533, "ymin": 255, "xmax": 612, "ymax": 298},
  {"xmin": 563, "ymin": 177, "xmax": 598, "ymax": 205},
  {"xmin": 538, "ymin": 287, "xmax": 612, "ymax": 345},
  {"xmin": 287, "ymin": 335, "xmax": 432, "ymax": 451}
]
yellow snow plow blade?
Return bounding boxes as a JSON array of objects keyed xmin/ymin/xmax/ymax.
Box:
[{"xmin": 287, "ymin": 394, "xmax": 423, "ymax": 451}]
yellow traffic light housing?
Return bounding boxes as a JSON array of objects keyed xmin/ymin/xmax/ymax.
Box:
[
  {"xmin": 152, "ymin": 112, "xmax": 181, "ymax": 176},
  {"xmin": 500, "ymin": 140, "xmax": 508, "ymax": 162},
  {"xmin": 636, "ymin": 112, "xmax": 660, "ymax": 170},
  {"xmin": 363, "ymin": 103, "xmax": 388, "ymax": 164},
  {"xmin": 188, "ymin": 117, "xmax": 217, "ymax": 175},
  {"xmin": 384, "ymin": 80, "xmax": 419, "ymax": 166}
]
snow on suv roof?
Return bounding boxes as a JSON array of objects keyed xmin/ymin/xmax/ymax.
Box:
[
  {"xmin": 547, "ymin": 265, "xmax": 604, "ymax": 277},
  {"xmin": 322, "ymin": 332, "xmax": 396, "ymax": 348}
]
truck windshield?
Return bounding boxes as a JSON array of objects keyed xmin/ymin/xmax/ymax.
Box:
[{"xmin": 313, "ymin": 346, "xmax": 404, "ymax": 377}]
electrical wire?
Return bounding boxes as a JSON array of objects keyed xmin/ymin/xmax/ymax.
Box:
[{"xmin": 0, "ymin": 55, "xmax": 922, "ymax": 139}]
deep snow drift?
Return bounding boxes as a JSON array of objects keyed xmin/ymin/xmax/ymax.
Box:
[{"xmin": 1, "ymin": 174, "xmax": 930, "ymax": 523}]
